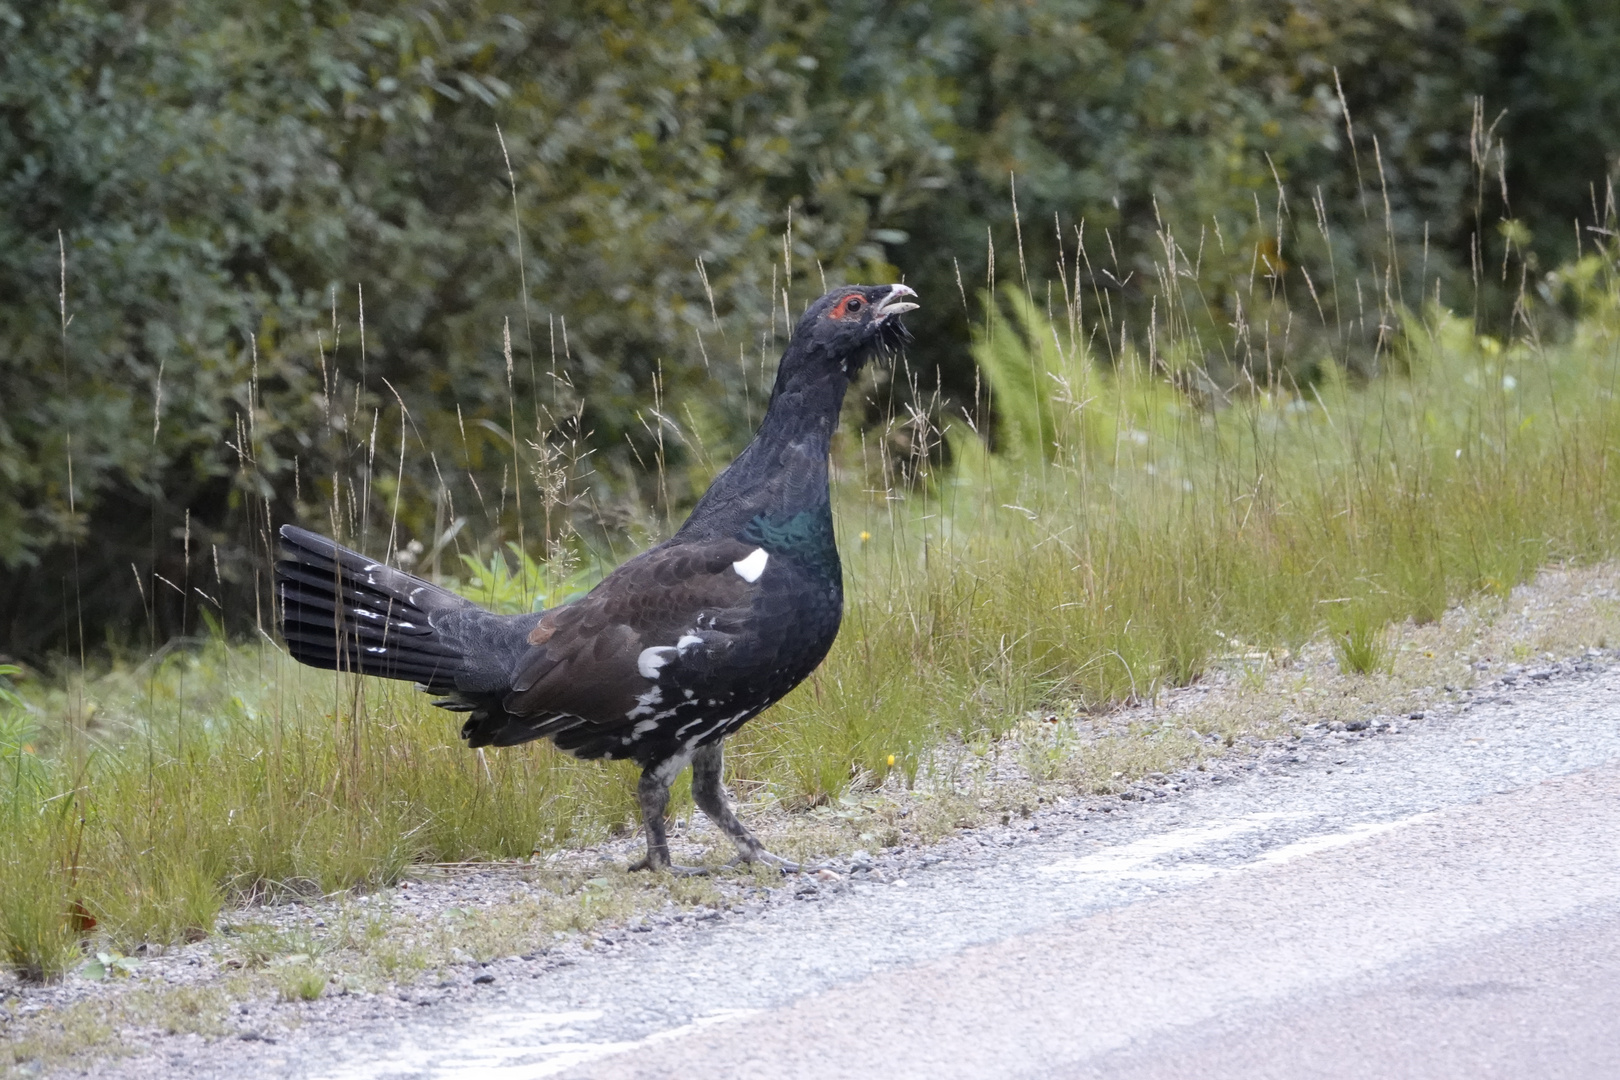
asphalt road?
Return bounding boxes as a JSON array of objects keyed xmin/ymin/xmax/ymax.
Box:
[
  {"xmin": 114, "ymin": 661, "xmax": 1620, "ymax": 1079},
  {"xmin": 567, "ymin": 765, "xmax": 1620, "ymax": 1080}
]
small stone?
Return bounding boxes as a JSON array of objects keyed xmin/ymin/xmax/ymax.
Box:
[
  {"xmin": 814, "ymin": 868, "xmax": 841, "ymax": 883},
  {"xmin": 473, "ymin": 973, "xmax": 496, "ymax": 985},
  {"xmin": 1344, "ymin": 718, "xmax": 1370, "ymax": 732}
]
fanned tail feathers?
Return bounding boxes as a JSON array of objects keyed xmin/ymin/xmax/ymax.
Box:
[{"xmin": 275, "ymin": 524, "xmax": 475, "ymax": 691}]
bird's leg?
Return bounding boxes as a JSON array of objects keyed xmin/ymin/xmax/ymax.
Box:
[
  {"xmin": 691, "ymin": 742, "xmax": 802, "ymax": 872},
  {"xmin": 628, "ymin": 766, "xmax": 709, "ymax": 876}
]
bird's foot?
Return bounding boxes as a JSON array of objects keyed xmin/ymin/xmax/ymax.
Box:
[
  {"xmin": 628, "ymin": 855, "xmax": 712, "ymax": 877},
  {"xmin": 725, "ymin": 849, "xmax": 812, "ymax": 874}
]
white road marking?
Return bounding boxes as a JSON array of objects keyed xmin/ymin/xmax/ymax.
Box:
[
  {"xmin": 1036, "ymin": 809, "xmax": 1434, "ymax": 885},
  {"xmin": 1252, "ymin": 813, "xmax": 1436, "ymax": 866},
  {"xmin": 420, "ymin": 1009, "xmax": 759, "ymax": 1080},
  {"xmin": 1037, "ymin": 812, "xmax": 1305, "ymax": 881}
]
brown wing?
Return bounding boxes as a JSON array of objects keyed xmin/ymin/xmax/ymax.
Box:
[{"xmin": 501, "ymin": 536, "xmax": 759, "ymax": 725}]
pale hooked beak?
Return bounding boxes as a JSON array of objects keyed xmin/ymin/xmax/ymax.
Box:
[{"xmin": 874, "ymin": 283, "xmax": 919, "ymax": 320}]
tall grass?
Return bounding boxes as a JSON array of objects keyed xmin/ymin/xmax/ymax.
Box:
[
  {"xmin": 739, "ymin": 262, "xmax": 1620, "ymax": 798},
  {"xmin": 4, "ymin": 227, "xmax": 1620, "ymax": 979}
]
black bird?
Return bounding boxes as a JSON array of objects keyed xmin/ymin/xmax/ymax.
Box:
[{"xmin": 275, "ymin": 283, "xmax": 918, "ymax": 872}]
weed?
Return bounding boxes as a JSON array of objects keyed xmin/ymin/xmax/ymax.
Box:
[
  {"xmin": 271, "ymin": 962, "xmax": 327, "ymax": 1003},
  {"xmin": 77, "ymin": 950, "xmax": 141, "ymax": 982},
  {"xmin": 0, "ymin": 982, "xmax": 228, "ymax": 1074},
  {"xmin": 130, "ymin": 984, "xmax": 231, "ymax": 1036},
  {"xmin": 1329, "ymin": 605, "xmax": 1394, "ymax": 675},
  {"xmin": 230, "ymin": 923, "xmax": 324, "ymax": 970},
  {"xmin": 1015, "ymin": 716, "xmax": 1080, "ymax": 783},
  {"xmin": 0, "ymin": 830, "xmax": 84, "ymax": 983}
]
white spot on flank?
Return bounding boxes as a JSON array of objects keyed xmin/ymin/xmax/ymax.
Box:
[
  {"xmin": 632, "ymin": 719, "xmax": 660, "ymax": 736},
  {"xmin": 732, "ymin": 547, "xmax": 769, "ymax": 582},
  {"xmin": 689, "ymin": 713, "xmax": 741, "ymax": 746},
  {"xmin": 676, "ymin": 633, "xmax": 702, "ymax": 651},
  {"xmin": 638, "ymin": 646, "xmax": 676, "ymax": 680},
  {"xmin": 627, "ymin": 687, "xmax": 663, "ymax": 720}
]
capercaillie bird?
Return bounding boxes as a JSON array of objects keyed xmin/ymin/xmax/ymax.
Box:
[{"xmin": 275, "ymin": 283, "xmax": 918, "ymax": 872}]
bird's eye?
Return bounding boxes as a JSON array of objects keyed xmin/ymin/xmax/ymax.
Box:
[{"xmin": 829, "ymin": 294, "xmax": 867, "ymax": 320}]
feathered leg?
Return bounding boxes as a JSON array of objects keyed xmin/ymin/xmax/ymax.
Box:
[
  {"xmin": 628, "ymin": 767, "xmax": 708, "ymax": 876},
  {"xmin": 691, "ymin": 742, "xmax": 800, "ymax": 871}
]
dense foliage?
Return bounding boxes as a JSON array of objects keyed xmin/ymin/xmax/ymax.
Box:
[{"xmin": 2, "ymin": 0, "xmax": 1618, "ymax": 655}]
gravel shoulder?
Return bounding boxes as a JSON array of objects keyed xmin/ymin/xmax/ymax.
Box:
[{"xmin": 7, "ymin": 562, "xmax": 1620, "ymax": 1078}]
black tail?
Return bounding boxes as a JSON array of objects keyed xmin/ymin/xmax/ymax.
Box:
[{"xmin": 275, "ymin": 524, "xmax": 481, "ymax": 691}]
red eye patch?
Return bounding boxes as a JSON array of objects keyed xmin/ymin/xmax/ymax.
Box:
[{"xmin": 829, "ymin": 294, "xmax": 865, "ymax": 320}]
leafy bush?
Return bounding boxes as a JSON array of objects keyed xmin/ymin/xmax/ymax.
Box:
[{"xmin": 4, "ymin": 0, "xmax": 1620, "ymax": 655}]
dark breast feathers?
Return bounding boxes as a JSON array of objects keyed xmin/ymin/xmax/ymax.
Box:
[{"xmin": 456, "ymin": 507, "xmax": 843, "ymax": 770}]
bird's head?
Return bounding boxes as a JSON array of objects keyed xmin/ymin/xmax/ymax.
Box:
[{"xmin": 790, "ymin": 283, "xmax": 918, "ymax": 378}]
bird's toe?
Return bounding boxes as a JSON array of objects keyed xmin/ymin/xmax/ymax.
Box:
[
  {"xmin": 726, "ymin": 849, "xmax": 808, "ymax": 874},
  {"xmin": 628, "ymin": 855, "xmax": 713, "ymax": 877}
]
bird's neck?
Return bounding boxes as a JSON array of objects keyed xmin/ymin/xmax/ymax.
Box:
[{"xmin": 679, "ymin": 367, "xmax": 850, "ymax": 539}]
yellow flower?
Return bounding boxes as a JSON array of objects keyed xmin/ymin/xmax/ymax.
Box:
[
  {"xmin": 886, "ymin": 754, "xmax": 896, "ymax": 767},
  {"xmin": 859, "ymin": 531, "xmax": 871, "ymax": 542}
]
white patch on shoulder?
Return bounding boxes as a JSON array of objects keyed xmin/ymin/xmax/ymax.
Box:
[
  {"xmin": 637, "ymin": 646, "xmax": 676, "ymax": 680},
  {"xmin": 732, "ymin": 547, "xmax": 769, "ymax": 583},
  {"xmin": 676, "ymin": 633, "xmax": 702, "ymax": 651},
  {"xmin": 632, "ymin": 719, "xmax": 659, "ymax": 736}
]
